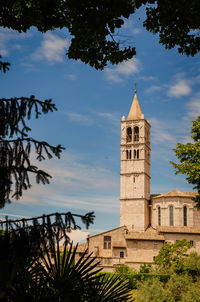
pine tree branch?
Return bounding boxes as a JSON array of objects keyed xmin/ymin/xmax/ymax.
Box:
[
  {"xmin": 0, "ymin": 211, "xmax": 95, "ymax": 229},
  {"xmin": 0, "ymin": 211, "xmax": 95, "ymax": 268},
  {"xmin": 1, "ymin": 137, "xmax": 65, "ymax": 159},
  {"xmin": 0, "ymin": 55, "xmax": 10, "ymax": 73},
  {"xmin": 0, "ymin": 137, "xmax": 65, "ymax": 207},
  {"xmin": 0, "ymin": 96, "xmax": 58, "ymax": 138}
]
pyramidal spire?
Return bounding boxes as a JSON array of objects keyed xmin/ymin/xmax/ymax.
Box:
[{"xmin": 127, "ymin": 90, "xmax": 143, "ymax": 120}]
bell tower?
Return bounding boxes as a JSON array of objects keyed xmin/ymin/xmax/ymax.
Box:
[{"xmin": 120, "ymin": 90, "xmax": 151, "ymax": 231}]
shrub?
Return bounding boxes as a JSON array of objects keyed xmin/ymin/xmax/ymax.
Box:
[{"xmin": 99, "ymin": 272, "xmax": 170, "ymax": 289}]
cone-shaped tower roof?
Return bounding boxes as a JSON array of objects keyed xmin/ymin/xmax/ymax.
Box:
[{"xmin": 127, "ymin": 90, "xmax": 143, "ymax": 120}]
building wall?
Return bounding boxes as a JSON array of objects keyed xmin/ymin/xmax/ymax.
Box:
[
  {"xmin": 126, "ymin": 239, "xmax": 163, "ymax": 263},
  {"xmin": 120, "ymin": 117, "xmax": 151, "ymax": 231},
  {"xmin": 194, "ymin": 208, "xmax": 200, "ymax": 227},
  {"xmin": 120, "ymin": 200, "xmax": 149, "ymax": 231},
  {"xmin": 163, "ymin": 233, "xmax": 200, "ymax": 253},
  {"xmin": 82, "ymin": 228, "xmax": 200, "ymax": 272},
  {"xmin": 152, "ymin": 197, "xmax": 200, "ymax": 228},
  {"xmin": 87, "ymin": 227, "xmax": 127, "ymax": 259}
]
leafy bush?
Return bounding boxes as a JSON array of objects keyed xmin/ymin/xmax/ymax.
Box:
[
  {"xmin": 139, "ymin": 263, "xmax": 152, "ymax": 273},
  {"xmin": 136, "ymin": 273, "xmax": 200, "ymax": 302},
  {"xmin": 100, "ymin": 272, "xmax": 170, "ymax": 289},
  {"xmin": 136, "ymin": 278, "xmax": 168, "ymax": 302},
  {"xmin": 115, "ymin": 264, "xmax": 134, "ymax": 274}
]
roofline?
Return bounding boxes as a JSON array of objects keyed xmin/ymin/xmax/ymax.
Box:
[
  {"xmin": 89, "ymin": 226, "xmax": 126, "ymax": 239},
  {"xmin": 152, "ymin": 194, "xmax": 197, "ymax": 199},
  {"xmin": 121, "ymin": 118, "xmax": 151, "ymax": 127}
]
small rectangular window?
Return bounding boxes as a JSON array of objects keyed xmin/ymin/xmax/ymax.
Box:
[
  {"xmin": 190, "ymin": 240, "xmax": 194, "ymax": 247},
  {"xmin": 104, "ymin": 236, "xmax": 111, "ymax": 249},
  {"xmin": 120, "ymin": 251, "xmax": 124, "ymax": 258}
]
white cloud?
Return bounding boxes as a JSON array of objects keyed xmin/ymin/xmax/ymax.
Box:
[
  {"xmin": 17, "ymin": 152, "xmax": 119, "ymax": 213},
  {"xmin": 139, "ymin": 76, "xmax": 157, "ymax": 81},
  {"xmin": 186, "ymin": 92, "xmax": 200, "ymax": 119},
  {"xmin": 0, "ymin": 213, "xmax": 31, "ymax": 219},
  {"xmin": 122, "ymin": 19, "xmax": 142, "ymax": 34},
  {"xmin": 65, "ymin": 112, "xmax": 94, "ymax": 125},
  {"xmin": 65, "ymin": 110, "xmax": 120, "ymax": 128},
  {"xmin": 150, "ymin": 117, "xmax": 176, "ymax": 147},
  {"xmin": 145, "ymin": 85, "xmax": 164, "ymax": 94},
  {"xmin": 68, "ymin": 229, "xmax": 89, "ymax": 244},
  {"xmin": 31, "ymin": 32, "xmax": 69, "ymax": 64},
  {"xmin": 131, "ymin": 28, "xmax": 142, "ymax": 35},
  {"xmin": 122, "ymin": 19, "xmax": 133, "ymax": 29},
  {"xmin": 95, "ymin": 111, "xmax": 119, "ymax": 123},
  {"xmin": 168, "ymin": 79, "xmax": 191, "ymax": 98},
  {"xmin": 105, "ymin": 58, "xmax": 140, "ymax": 82},
  {"xmin": 0, "ymin": 27, "xmax": 30, "ymax": 56},
  {"xmin": 65, "ymin": 74, "xmax": 76, "ymax": 80}
]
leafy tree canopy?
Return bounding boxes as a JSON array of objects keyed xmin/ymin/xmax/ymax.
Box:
[
  {"xmin": 170, "ymin": 116, "xmax": 200, "ymax": 207},
  {"xmin": 154, "ymin": 239, "xmax": 191, "ymax": 273},
  {"xmin": 0, "ymin": 0, "xmax": 200, "ymax": 69},
  {"xmin": 137, "ymin": 274, "xmax": 200, "ymax": 302}
]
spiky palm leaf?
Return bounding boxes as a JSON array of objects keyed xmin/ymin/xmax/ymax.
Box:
[
  {"xmin": 39, "ymin": 240, "xmax": 101, "ymax": 301},
  {"xmin": 87, "ymin": 273, "xmax": 134, "ymax": 302},
  {"xmin": 8, "ymin": 238, "xmax": 133, "ymax": 301}
]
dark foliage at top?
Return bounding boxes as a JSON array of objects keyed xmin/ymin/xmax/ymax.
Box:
[
  {"xmin": 135, "ymin": 0, "xmax": 200, "ymax": 56},
  {"xmin": 0, "ymin": 1, "xmax": 199, "ymax": 69}
]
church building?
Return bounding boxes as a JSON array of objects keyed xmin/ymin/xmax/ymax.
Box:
[{"xmin": 76, "ymin": 91, "xmax": 200, "ymax": 271}]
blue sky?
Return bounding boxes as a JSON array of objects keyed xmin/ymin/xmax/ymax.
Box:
[{"xmin": 0, "ymin": 10, "xmax": 200, "ymax": 242}]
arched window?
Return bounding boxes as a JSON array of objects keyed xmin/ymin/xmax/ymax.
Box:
[
  {"xmin": 169, "ymin": 206, "xmax": 174, "ymax": 226},
  {"xmin": 183, "ymin": 206, "xmax": 187, "ymax": 226},
  {"xmin": 134, "ymin": 126, "xmax": 139, "ymax": 141},
  {"xmin": 126, "ymin": 127, "xmax": 132, "ymax": 143},
  {"xmin": 158, "ymin": 206, "xmax": 161, "ymax": 226},
  {"xmin": 126, "ymin": 150, "xmax": 132, "ymax": 159},
  {"xmin": 133, "ymin": 149, "xmax": 139, "ymax": 159}
]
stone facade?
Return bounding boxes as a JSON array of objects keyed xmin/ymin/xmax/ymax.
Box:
[
  {"xmin": 120, "ymin": 93, "xmax": 151, "ymax": 232},
  {"xmin": 76, "ymin": 92, "xmax": 200, "ymax": 271}
]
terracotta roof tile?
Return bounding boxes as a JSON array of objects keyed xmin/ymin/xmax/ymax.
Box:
[
  {"xmin": 152, "ymin": 190, "xmax": 197, "ymax": 199},
  {"xmin": 157, "ymin": 226, "xmax": 200, "ymax": 234}
]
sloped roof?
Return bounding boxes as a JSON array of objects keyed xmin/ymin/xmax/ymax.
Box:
[
  {"xmin": 152, "ymin": 189, "xmax": 197, "ymax": 199},
  {"xmin": 88, "ymin": 226, "xmax": 126, "ymax": 239},
  {"xmin": 157, "ymin": 226, "xmax": 200, "ymax": 234},
  {"xmin": 125, "ymin": 232, "xmax": 165, "ymax": 241},
  {"xmin": 127, "ymin": 93, "xmax": 143, "ymax": 120}
]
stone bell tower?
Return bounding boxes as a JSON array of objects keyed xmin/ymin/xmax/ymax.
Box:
[{"xmin": 120, "ymin": 90, "xmax": 151, "ymax": 232}]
